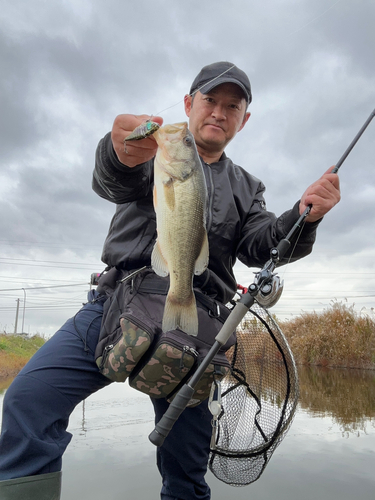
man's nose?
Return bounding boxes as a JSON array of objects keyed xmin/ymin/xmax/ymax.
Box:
[{"xmin": 211, "ymin": 105, "xmax": 226, "ymax": 120}]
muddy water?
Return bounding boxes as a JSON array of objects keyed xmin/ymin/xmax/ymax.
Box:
[{"xmin": 1, "ymin": 366, "xmax": 375, "ymax": 499}]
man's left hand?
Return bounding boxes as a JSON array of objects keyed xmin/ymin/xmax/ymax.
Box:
[{"xmin": 299, "ymin": 166, "xmax": 341, "ymax": 223}]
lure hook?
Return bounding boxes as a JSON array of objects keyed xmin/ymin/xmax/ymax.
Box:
[{"xmin": 123, "ymin": 119, "xmax": 160, "ymax": 153}]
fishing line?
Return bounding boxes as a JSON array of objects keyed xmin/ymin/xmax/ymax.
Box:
[
  {"xmin": 285, "ymin": 0, "xmax": 343, "ymax": 38},
  {"xmin": 153, "ymin": 1, "xmax": 343, "ymax": 118},
  {"xmin": 153, "ymin": 64, "xmax": 236, "ymax": 117},
  {"xmin": 279, "ymin": 106, "xmax": 375, "ymax": 282},
  {"xmin": 281, "ymin": 218, "xmax": 307, "ymax": 274}
]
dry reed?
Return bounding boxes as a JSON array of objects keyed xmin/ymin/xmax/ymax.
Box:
[{"xmin": 279, "ymin": 301, "xmax": 375, "ymax": 369}]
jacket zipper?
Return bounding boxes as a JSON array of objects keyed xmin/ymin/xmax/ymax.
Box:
[
  {"xmin": 166, "ymin": 343, "xmax": 199, "ymax": 400},
  {"xmin": 100, "ymin": 343, "xmax": 115, "ymax": 371},
  {"xmin": 203, "ymin": 162, "xmax": 214, "ymax": 233},
  {"xmin": 180, "ymin": 345, "xmax": 199, "ymax": 370}
]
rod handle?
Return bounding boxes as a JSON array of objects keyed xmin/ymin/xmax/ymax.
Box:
[{"xmin": 148, "ymin": 384, "xmax": 195, "ymax": 447}]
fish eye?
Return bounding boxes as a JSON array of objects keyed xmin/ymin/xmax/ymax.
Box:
[{"xmin": 183, "ymin": 135, "xmax": 193, "ymax": 147}]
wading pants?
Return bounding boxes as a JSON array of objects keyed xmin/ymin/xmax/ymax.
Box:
[{"xmin": 0, "ymin": 291, "xmax": 212, "ymax": 500}]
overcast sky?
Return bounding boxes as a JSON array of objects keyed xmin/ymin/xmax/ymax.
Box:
[{"xmin": 1, "ymin": 0, "xmax": 374, "ymax": 337}]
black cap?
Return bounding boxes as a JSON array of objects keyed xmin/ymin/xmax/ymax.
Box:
[{"xmin": 189, "ymin": 61, "xmax": 252, "ymax": 104}]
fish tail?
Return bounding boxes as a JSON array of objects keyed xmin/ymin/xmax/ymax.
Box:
[{"xmin": 162, "ymin": 293, "xmax": 198, "ymax": 336}]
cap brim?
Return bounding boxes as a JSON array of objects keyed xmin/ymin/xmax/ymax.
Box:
[{"xmin": 195, "ymin": 77, "xmax": 250, "ymax": 103}]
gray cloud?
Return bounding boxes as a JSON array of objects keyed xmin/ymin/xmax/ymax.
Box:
[{"xmin": 0, "ymin": 0, "xmax": 374, "ymax": 335}]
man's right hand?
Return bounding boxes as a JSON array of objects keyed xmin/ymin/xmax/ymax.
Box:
[{"xmin": 111, "ymin": 114, "xmax": 164, "ymax": 167}]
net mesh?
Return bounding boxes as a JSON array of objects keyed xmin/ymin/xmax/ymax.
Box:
[{"xmin": 208, "ymin": 302, "xmax": 299, "ymax": 486}]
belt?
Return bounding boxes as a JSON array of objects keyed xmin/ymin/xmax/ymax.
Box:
[
  {"xmin": 138, "ymin": 275, "xmax": 231, "ymax": 323},
  {"xmin": 97, "ymin": 266, "xmax": 231, "ymax": 323}
]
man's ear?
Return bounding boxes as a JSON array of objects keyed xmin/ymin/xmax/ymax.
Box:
[
  {"xmin": 238, "ymin": 111, "xmax": 251, "ymax": 133},
  {"xmin": 184, "ymin": 94, "xmax": 192, "ymax": 117}
]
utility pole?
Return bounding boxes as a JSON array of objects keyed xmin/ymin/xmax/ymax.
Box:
[
  {"xmin": 14, "ymin": 298, "xmax": 20, "ymax": 334},
  {"xmin": 21, "ymin": 288, "xmax": 26, "ymax": 333}
]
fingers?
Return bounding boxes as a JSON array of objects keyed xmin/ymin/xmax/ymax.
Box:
[
  {"xmin": 321, "ymin": 165, "xmax": 340, "ymax": 188},
  {"xmin": 300, "ymin": 166, "xmax": 341, "ymax": 222},
  {"xmin": 111, "ymin": 114, "xmax": 164, "ymax": 167}
]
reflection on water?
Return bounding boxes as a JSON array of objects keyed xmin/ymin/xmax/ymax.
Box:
[
  {"xmin": 298, "ymin": 366, "xmax": 375, "ymax": 436},
  {"xmin": 0, "ymin": 366, "xmax": 374, "ymax": 499}
]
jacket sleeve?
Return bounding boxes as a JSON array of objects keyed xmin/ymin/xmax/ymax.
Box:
[
  {"xmin": 92, "ymin": 132, "xmax": 153, "ymax": 204},
  {"xmin": 236, "ymin": 180, "xmax": 321, "ymax": 268}
]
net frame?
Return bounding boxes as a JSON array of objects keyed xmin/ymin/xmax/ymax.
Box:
[{"xmin": 208, "ymin": 302, "xmax": 299, "ymax": 486}]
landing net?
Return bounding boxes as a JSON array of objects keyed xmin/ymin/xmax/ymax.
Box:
[{"xmin": 208, "ymin": 302, "xmax": 299, "ymax": 486}]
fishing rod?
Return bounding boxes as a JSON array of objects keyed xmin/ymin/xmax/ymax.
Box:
[
  {"xmin": 300, "ymin": 107, "xmax": 375, "ymax": 221},
  {"xmin": 148, "ymin": 107, "xmax": 375, "ymax": 448}
]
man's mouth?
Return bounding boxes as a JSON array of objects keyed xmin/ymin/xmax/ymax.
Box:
[{"xmin": 205, "ymin": 123, "xmax": 225, "ymax": 132}]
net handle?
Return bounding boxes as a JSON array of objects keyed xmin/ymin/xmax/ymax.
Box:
[{"xmin": 149, "ymin": 296, "xmax": 255, "ymax": 447}]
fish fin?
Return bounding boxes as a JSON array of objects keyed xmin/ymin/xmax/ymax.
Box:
[
  {"xmin": 162, "ymin": 294, "xmax": 198, "ymax": 336},
  {"xmin": 151, "ymin": 241, "xmax": 169, "ymax": 277},
  {"xmin": 194, "ymin": 231, "xmax": 209, "ymax": 275}
]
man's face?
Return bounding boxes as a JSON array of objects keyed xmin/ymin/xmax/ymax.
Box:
[{"xmin": 184, "ymin": 82, "xmax": 250, "ymax": 158}]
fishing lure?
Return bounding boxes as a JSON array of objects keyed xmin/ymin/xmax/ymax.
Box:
[
  {"xmin": 123, "ymin": 119, "xmax": 160, "ymax": 152},
  {"xmin": 122, "ymin": 65, "xmax": 238, "ymax": 152}
]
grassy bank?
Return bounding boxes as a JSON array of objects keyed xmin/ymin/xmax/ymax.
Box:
[
  {"xmin": 0, "ymin": 334, "xmax": 45, "ymax": 378},
  {"xmin": 279, "ymin": 301, "xmax": 375, "ymax": 369},
  {"xmin": 0, "ymin": 302, "xmax": 374, "ymax": 378}
]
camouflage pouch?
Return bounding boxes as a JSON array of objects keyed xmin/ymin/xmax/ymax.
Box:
[
  {"xmin": 95, "ymin": 268, "xmax": 160, "ymax": 383},
  {"xmin": 128, "ymin": 329, "xmax": 230, "ymax": 406},
  {"xmin": 128, "ymin": 330, "xmax": 198, "ymax": 398},
  {"xmin": 96, "ymin": 315, "xmax": 155, "ymax": 383},
  {"xmin": 95, "ymin": 267, "xmax": 235, "ymax": 406},
  {"xmin": 127, "ymin": 286, "xmax": 233, "ymax": 406}
]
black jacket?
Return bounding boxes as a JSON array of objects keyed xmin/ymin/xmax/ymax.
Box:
[{"xmin": 93, "ymin": 132, "xmax": 320, "ymax": 304}]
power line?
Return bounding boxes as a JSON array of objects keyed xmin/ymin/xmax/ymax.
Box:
[
  {"xmin": 0, "ymin": 306, "xmax": 84, "ymax": 312},
  {"xmin": 0, "ymin": 283, "xmax": 88, "ymax": 292},
  {"xmin": 0, "ymin": 240, "xmax": 102, "ymax": 249},
  {"xmin": 281, "ymin": 271, "xmax": 375, "ymax": 276},
  {"xmin": 0, "ymin": 257, "xmax": 100, "ymax": 266},
  {"xmin": 0, "ymin": 276, "xmax": 84, "ymax": 283},
  {"xmin": 0, "ymin": 262, "xmax": 98, "ymax": 270}
]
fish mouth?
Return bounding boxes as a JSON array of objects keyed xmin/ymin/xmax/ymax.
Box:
[
  {"xmin": 154, "ymin": 122, "xmax": 189, "ymax": 145},
  {"xmin": 162, "ymin": 122, "xmax": 188, "ymax": 134}
]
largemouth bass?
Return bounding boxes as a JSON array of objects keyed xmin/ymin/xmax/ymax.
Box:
[{"xmin": 151, "ymin": 122, "xmax": 209, "ymax": 336}]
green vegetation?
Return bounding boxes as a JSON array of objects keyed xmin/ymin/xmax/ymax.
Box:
[
  {"xmin": 0, "ymin": 334, "xmax": 45, "ymax": 378},
  {"xmin": 0, "ymin": 302, "xmax": 374, "ymax": 380},
  {"xmin": 280, "ymin": 301, "xmax": 375, "ymax": 369}
]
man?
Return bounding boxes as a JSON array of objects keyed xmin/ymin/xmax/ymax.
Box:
[{"xmin": 0, "ymin": 62, "xmax": 340, "ymax": 500}]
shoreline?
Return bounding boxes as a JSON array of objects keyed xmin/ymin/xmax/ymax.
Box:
[
  {"xmin": 0, "ymin": 334, "xmax": 46, "ymax": 381},
  {"xmin": 1, "ymin": 359, "xmax": 374, "ymax": 388}
]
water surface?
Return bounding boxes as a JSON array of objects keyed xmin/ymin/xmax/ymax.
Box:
[{"xmin": 1, "ymin": 366, "xmax": 374, "ymax": 499}]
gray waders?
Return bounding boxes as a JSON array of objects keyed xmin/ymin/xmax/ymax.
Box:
[{"xmin": 0, "ymin": 471, "xmax": 61, "ymax": 499}]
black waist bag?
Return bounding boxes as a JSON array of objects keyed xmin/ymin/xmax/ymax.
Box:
[{"xmin": 95, "ymin": 267, "xmax": 236, "ymax": 406}]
